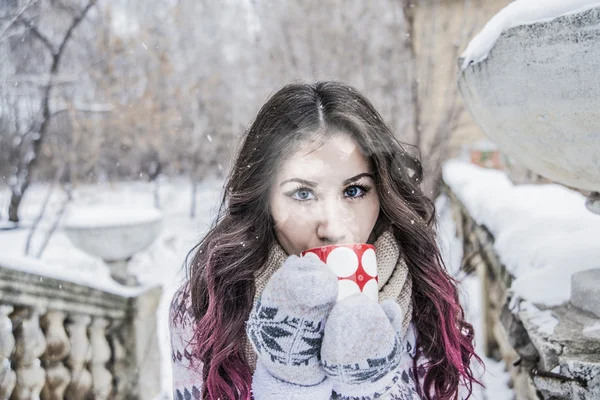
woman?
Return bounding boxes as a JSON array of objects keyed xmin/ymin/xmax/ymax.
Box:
[{"xmin": 170, "ymin": 81, "xmax": 482, "ymax": 400}]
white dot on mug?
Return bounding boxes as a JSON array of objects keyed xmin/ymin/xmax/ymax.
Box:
[
  {"xmin": 327, "ymin": 247, "xmax": 359, "ymax": 278},
  {"xmin": 361, "ymin": 248, "xmax": 377, "ymax": 277},
  {"xmin": 337, "ymin": 279, "xmax": 361, "ymax": 302},
  {"xmin": 362, "ymin": 278, "xmax": 379, "ymax": 302}
]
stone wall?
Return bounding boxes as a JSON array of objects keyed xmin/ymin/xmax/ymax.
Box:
[
  {"xmin": 444, "ymin": 184, "xmax": 600, "ymax": 400},
  {"xmin": 0, "ymin": 262, "xmax": 163, "ymax": 399}
]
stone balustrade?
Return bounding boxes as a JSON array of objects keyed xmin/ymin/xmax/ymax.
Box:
[
  {"xmin": 444, "ymin": 184, "xmax": 600, "ymax": 399},
  {"xmin": 0, "ymin": 261, "xmax": 163, "ymax": 399}
]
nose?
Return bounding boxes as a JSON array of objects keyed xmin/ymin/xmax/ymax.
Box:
[{"xmin": 316, "ymin": 198, "xmax": 352, "ymax": 244}]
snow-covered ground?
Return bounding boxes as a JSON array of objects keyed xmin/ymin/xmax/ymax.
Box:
[
  {"xmin": 0, "ymin": 176, "xmax": 513, "ymax": 399},
  {"xmin": 0, "ymin": 178, "xmax": 224, "ymax": 398}
]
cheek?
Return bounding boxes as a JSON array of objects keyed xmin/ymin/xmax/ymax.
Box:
[
  {"xmin": 274, "ymin": 207, "xmax": 314, "ymax": 233},
  {"xmin": 269, "ymin": 189, "xmax": 287, "ymax": 222},
  {"xmin": 358, "ymin": 195, "xmax": 380, "ymax": 236},
  {"xmin": 270, "ymin": 201, "xmax": 290, "ymax": 225},
  {"xmin": 270, "ymin": 198, "xmax": 313, "ymax": 242},
  {"xmin": 271, "ymin": 197, "xmax": 302, "ymax": 226}
]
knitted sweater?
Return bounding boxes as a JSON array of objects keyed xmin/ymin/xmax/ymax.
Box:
[{"xmin": 169, "ymin": 284, "xmax": 434, "ymax": 400}]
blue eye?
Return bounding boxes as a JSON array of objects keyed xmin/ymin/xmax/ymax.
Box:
[
  {"xmin": 344, "ymin": 185, "xmax": 369, "ymax": 199},
  {"xmin": 292, "ymin": 189, "xmax": 315, "ymax": 201},
  {"xmin": 287, "ymin": 184, "xmax": 371, "ymax": 202},
  {"xmin": 345, "ymin": 186, "xmax": 361, "ymax": 197}
]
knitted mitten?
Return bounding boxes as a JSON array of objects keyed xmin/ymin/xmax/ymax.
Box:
[
  {"xmin": 321, "ymin": 293, "xmax": 418, "ymax": 398},
  {"xmin": 246, "ymin": 254, "xmax": 338, "ymax": 386}
]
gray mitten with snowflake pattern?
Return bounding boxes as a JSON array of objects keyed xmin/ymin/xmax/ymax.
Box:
[
  {"xmin": 246, "ymin": 254, "xmax": 338, "ymax": 387},
  {"xmin": 321, "ymin": 294, "xmax": 421, "ymax": 399}
]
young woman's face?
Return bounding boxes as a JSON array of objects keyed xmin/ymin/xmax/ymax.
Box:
[{"xmin": 269, "ymin": 133, "xmax": 380, "ymax": 256}]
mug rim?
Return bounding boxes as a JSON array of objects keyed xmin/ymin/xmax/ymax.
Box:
[{"xmin": 300, "ymin": 242, "xmax": 375, "ymax": 255}]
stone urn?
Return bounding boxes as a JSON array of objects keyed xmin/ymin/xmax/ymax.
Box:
[
  {"xmin": 64, "ymin": 206, "xmax": 162, "ymax": 285},
  {"xmin": 458, "ymin": 7, "xmax": 600, "ymax": 213}
]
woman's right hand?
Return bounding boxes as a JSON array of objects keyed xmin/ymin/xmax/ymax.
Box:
[{"xmin": 245, "ymin": 254, "xmax": 339, "ymax": 386}]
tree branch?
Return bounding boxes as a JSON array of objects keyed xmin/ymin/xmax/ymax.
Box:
[
  {"xmin": 53, "ymin": 0, "xmax": 80, "ymax": 16},
  {"xmin": 53, "ymin": 0, "xmax": 98, "ymax": 72},
  {"xmin": 17, "ymin": 16, "xmax": 56, "ymax": 54},
  {"xmin": 51, "ymin": 102, "xmax": 113, "ymax": 117},
  {"xmin": 7, "ymin": 74, "xmax": 77, "ymax": 85},
  {"xmin": 8, "ymin": 0, "xmax": 98, "ymax": 223},
  {"xmin": 0, "ymin": 27, "xmax": 28, "ymax": 44},
  {"xmin": 0, "ymin": 0, "xmax": 38, "ymax": 42},
  {"xmin": 403, "ymin": 0, "xmax": 421, "ymax": 148}
]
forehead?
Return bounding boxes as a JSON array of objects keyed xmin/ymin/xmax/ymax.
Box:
[{"xmin": 277, "ymin": 134, "xmax": 371, "ymax": 180}]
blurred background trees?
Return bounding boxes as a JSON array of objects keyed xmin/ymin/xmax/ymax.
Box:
[{"xmin": 1, "ymin": 0, "xmax": 509, "ymax": 223}]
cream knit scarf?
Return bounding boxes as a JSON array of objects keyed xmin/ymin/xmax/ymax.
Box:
[{"xmin": 243, "ymin": 229, "xmax": 413, "ymax": 373}]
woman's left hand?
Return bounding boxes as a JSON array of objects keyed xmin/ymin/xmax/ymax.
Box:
[{"xmin": 321, "ymin": 294, "xmax": 420, "ymax": 399}]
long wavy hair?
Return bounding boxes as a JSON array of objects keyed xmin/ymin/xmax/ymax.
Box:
[{"xmin": 172, "ymin": 81, "xmax": 482, "ymax": 400}]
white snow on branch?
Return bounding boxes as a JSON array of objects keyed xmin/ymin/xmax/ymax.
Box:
[{"xmin": 461, "ymin": 0, "xmax": 600, "ymax": 69}]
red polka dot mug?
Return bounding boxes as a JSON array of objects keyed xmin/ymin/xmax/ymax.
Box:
[{"xmin": 301, "ymin": 243, "xmax": 378, "ymax": 303}]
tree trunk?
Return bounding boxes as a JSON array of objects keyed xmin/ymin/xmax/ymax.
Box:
[
  {"xmin": 190, "ymin": 177, "xmax": 198, "ymax": 219},
  {"xmin": 8, "ymin": 190, "xmax": 24, "ymax": 223}
]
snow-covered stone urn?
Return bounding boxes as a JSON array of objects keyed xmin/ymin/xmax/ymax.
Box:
[
  {"xmin": 64, "ymin": 207, "xmax": 162, "ymax": 285},
  {"xmin": 458, "ymin": 2, "xmax": 600, "ymax": 213}
]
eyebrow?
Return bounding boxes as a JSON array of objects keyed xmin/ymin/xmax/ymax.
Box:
[{"xmin": 280, "ymin": 173, "xmax": 374, "ymax": 187}]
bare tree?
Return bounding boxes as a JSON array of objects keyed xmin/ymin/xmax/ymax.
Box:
[
  {"xmin": 0, "ymin": 0, "xmax": 492, "ymax": 206},
  {"xmin": 5, "ymin": 0, "xmax": 96, "ymax": 223},
  {"xmin": 24, "ymin": 163, "xmax": 67, "ymax": 256}
]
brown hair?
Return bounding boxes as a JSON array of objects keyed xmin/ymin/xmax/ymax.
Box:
[{"xmin": 173, "ymin": 81, "xmax": 481, "ymax": 399}]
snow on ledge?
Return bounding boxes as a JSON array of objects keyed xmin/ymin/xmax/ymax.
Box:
[
  {"xmin": 519, "ymin": 301, "xmax": 559, "ymax": 336},
  {"xmin": 64, "ymin": 206, "xmax": 162, "ymax": 229},
  {"xmin": 443, "ymin": 160, "xmax": 600, "ymax": 307},
  {"xmin": 460, "ymin": 0, "xmax": 600, "ymax": 69},
  {"xmin": 0, "ymin": 254, "xmax": 152, "ymax": 297}
]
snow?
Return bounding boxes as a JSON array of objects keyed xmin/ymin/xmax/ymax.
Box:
[
  {"xmin": 470, "ymin": 139, "xmax": 499, "ymax": 152},
  {"xmin": 436, "ymin": 195, "xmax": 513, "ymax": 400},
  {"xmin": 108, "ymin": 4, "xmax": 140, "ymax": 37},
  {"xmin": 0, "ymin": 220, "xmax": 17, "ymax": 230},
  {"xmin": 518, "ymin": 301, "xmax": 559, "ymax": 336},
  {"xmin": 64, "ymin": 206, "xmax": 162, "ymax": 229},
  {"xmin": 443, "ymin": 159, "xmax": 600, "ymax": 307},
  {"xmin": 436, "ymin": 194, "xmax": 464, "ymax": 278},
  {"xmin": 0, "ymin": 178, "xmax": 224, "ymax": 398},
  {"xmin": 0, "ymin": 177, "xmax": 515, "ymax": 398},
  {"xmin": 0, "ymin": 254, "xmax": 146, "ymax": 298},
  {"xmin": 582, "ymin": 322, "xmax": 600, "ymax": 335},
  {"xmin": 461, "ymin": 0, "xmax": 600, "ymax": 69}
]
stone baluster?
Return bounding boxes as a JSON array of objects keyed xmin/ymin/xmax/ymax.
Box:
[
  {"xmin": 11, "ymin": 306, "xmax": 47, "ymax": 399},
  {"xmin": 40, "ymin": 311, "xmax": 71, "ymax": 400},
  {"xmin": 65, "ymin": 314, "xmax": 93, "ymax": 400},
  {"xmin": 0, "ymin": 305, "xmax": 16, "ymax": 399},
  {"xmin": 89, "ymin": 317, "xmax": 113, "ymax": 399},
  {"xmin": 108, "ymin": 320, "xmax": 128, "ymax": 398}
]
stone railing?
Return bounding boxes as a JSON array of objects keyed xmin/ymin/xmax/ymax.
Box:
[
  {"xmin": 444, "ymin": 184, "xmax": 600, "ymax": 400},
  {"xmin": 0, "ymin": 261, "xmax": 163, "ymax": 399}
]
